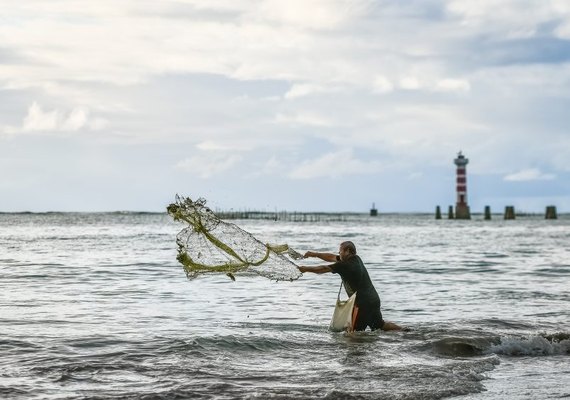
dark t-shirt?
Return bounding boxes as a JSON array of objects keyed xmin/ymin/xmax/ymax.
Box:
[{"xmin": 330, "ymin": 254, "xmax": 380, "ymax": 307}]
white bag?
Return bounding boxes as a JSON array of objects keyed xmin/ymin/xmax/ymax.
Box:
[{"xmin": 329, "ymin": 283, "xmax": 357, "ymax": 332}]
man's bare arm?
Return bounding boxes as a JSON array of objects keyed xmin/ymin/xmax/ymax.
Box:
[
  {"xmin": 303, "ymin": 251, "xmax": 337, "ymax": 262},
  {"xmin": 298, "ymin": 265, "xmax": 332, "ymax": 274}
]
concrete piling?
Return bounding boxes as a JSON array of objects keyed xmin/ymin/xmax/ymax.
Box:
[
  {"xmin": 484, "ymin": 206, "xmax": 491, "ymax": 220},
  {"xmin": 448, "ymin": 205, "xmax": 454, "ymax": 219},
  {"xmin": 455, "ymin": 204, "xmax": 471, "ymax": 219},
  {"xmin": 504, "ymin": 206, "xmax": 516, "ymax": 220},
  {"xmin": 435, "ymin": 206, "xmax": 442, "ymax": 220},
  {"xmin": 545, "ymin": 206, "xmax": 557, "ymax": 219}
]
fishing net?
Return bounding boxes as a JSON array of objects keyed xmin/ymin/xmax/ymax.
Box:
[{"xmin": 167, "ymin": 195, "xmax": 303, "ymax": 281}]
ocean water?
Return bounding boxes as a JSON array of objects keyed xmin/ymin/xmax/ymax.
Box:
[{"xmin": 1, "ymin": 212, "xmax": 569, "ymax": 399}]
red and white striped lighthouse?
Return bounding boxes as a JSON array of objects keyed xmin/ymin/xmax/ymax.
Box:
[{"xmin": 454, "ymin": 151, "xmax": 471, "ymax": 219}]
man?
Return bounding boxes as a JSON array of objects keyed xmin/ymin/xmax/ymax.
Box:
[{"xmin": 298, "ymin": 241, "xmax": 403, "ymax": 332}]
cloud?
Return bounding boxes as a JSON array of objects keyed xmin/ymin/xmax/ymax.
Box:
[
  {"xmin": 372, "ymin": 75, "xmax": 394, "ymax": 94},
  {"xmin": 288, "ymin": 149, "xmax": 382, "ymax": 179},
  {"xmin": 399, "ymin": 77, "xmax": 423, "ymax": 90},
  {"xmin": 395, "ymin": 76, "xmax": 472, "ymax": 93},
  {"xmin": 253, "ymin": 0, "xmax": 365, "ymax": 30},
  {"xmin": 274, "ymin": 112, "xmax": 335, "ymax": 127},
  {"xmin": 284, "ymin": 83, "xmax": 340, "ymax": 99},
  {"xmin": 244, "ymin": 156, "xmax": 285, "ymax": 179},
  {"xmin": 0, "ymin": 0, "xmax": 369, "ymax": 90},
  {"xmin": 196, "ymin": 140, "xmax": 251, "ymax": 152},
  {"xmin": 445, "ymin": 0, "xmax": 570, "ymax": 39},
  {"xmin": 0, "ymin": 0, "xmax": 566, "ymax": 107},
  {"xmin": 504, "ymin": 168, "xmax": 556, "ymax": 181},
  {"xmin": 18, "ymin": 102, "xmax": 107, "ymax": 133},
  {"xmin": 435, "ymin": 78, "xmax": 471, "ymax": 92},
  {"xmin": 556, "ymin": 20, "xmax": 570, "ymax": 39},
  {"xmin": 175, "ymin": 155, "xmax": 242, "ymax": 179},
  {"xmin": 175, "ymin": 142, "xmax": 243, "ymax": 179},
  {"xmin": 22, "ymin": 102, "xmax": 61, "ymax": 132}
]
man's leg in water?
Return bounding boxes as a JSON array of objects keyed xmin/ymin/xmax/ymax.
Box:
[
  {"xmin": 381, "ymin": 321, "xmax": 403, "ymax": 331},
  {"xmin": 368, "ymin": 305, "xmax": 388, "ymax": 331},
  {"xmin": 354, "ymin": 304, "xmax": 407, "ymax": 331},
  {"xmin": 377, "ymin": 306, "xmax": 405, "ymax": 331}
]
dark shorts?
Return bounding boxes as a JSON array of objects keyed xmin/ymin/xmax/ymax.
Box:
[{"xmin": 353, "ymin": 302, "xmax": 385, "ymax": 331}]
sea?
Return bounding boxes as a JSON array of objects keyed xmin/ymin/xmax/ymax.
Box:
[{"xmin": 1, "ymin": 212, "xmax": 569, "ymax": 399}]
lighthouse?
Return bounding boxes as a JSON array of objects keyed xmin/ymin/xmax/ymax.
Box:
[{"xmin": 454, "ymin": 151, "xmax": 471, "ymax": 219}]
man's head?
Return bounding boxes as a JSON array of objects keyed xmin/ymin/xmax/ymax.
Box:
[{"xmin": 339, "ymin": 241, "xmax": 357, "ymax": 261}]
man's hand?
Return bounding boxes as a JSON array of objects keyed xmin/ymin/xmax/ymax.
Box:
[{"xmin": 303, "ymin": 251, "xmax": 316, "ymax": 258}]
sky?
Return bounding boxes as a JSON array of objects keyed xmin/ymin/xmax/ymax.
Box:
[{"xmin": 1, "ymin": 0, "xmax": 570, "ymax": 213}]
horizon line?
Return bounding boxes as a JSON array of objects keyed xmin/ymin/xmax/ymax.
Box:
[{"xmin": 0, "ymin": 210, "xmax": 567, "ymax": 216}]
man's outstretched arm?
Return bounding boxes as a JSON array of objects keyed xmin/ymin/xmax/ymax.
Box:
[
  {"xmin": 304, "ymin": 251, "xmax": 337, "ymax": 262},
  {"xmin": 298, "ymin": 265, "xmax": 332, "ymax": 274}
]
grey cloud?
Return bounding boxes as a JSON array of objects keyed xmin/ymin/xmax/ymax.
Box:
[
  {"xmin": 454, "ymin": 36, "xmax": 570, "ymax": 69},
  {"xmin": 364, "ymin": 0, "xmax": 447, "ymax": 21}
]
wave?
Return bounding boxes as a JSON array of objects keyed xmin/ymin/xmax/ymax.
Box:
[
  {"xmin": 495, "ymin": 289, "xmax": 570, "ymax": 302},
  {"xmin": 488, "ymin": 332, "xmax": 570, "ymax": 356},
  {"xmin": 530, "ymin": 264, "xmax": 570, "ymax": 277},
  {"xmin": 430, "ymin": 336, "xmax": 499, "ymax": 357},
  {"xmin": 428, "ymin": 332, "xmax": 570, "ymax": 357},
  {"xmin": 164, "ymin": 334, "xmax": 307, "ymax": 354},
  {"xmin": 0, "ymin": 387, "xmax": 31, "ymax": 398}
]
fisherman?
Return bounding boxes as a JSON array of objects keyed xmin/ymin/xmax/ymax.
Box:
[{"xmin": 298, "ymin": 241, "xmax": 403, "ymax": 331}]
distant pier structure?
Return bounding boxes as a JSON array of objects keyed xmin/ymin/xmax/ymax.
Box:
[{"xmin": 454, "ymin": 151, "xmax": 471, "ymax": 219}]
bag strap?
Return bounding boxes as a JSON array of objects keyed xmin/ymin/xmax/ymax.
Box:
[{"xmin": 337, "ymin": 281, "xmax": 344, "ymax": 300}]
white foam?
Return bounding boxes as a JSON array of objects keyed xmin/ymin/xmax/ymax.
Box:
[{"xmin": 487, "ymin": 335, "xmax": 570, "ymax": 356}]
